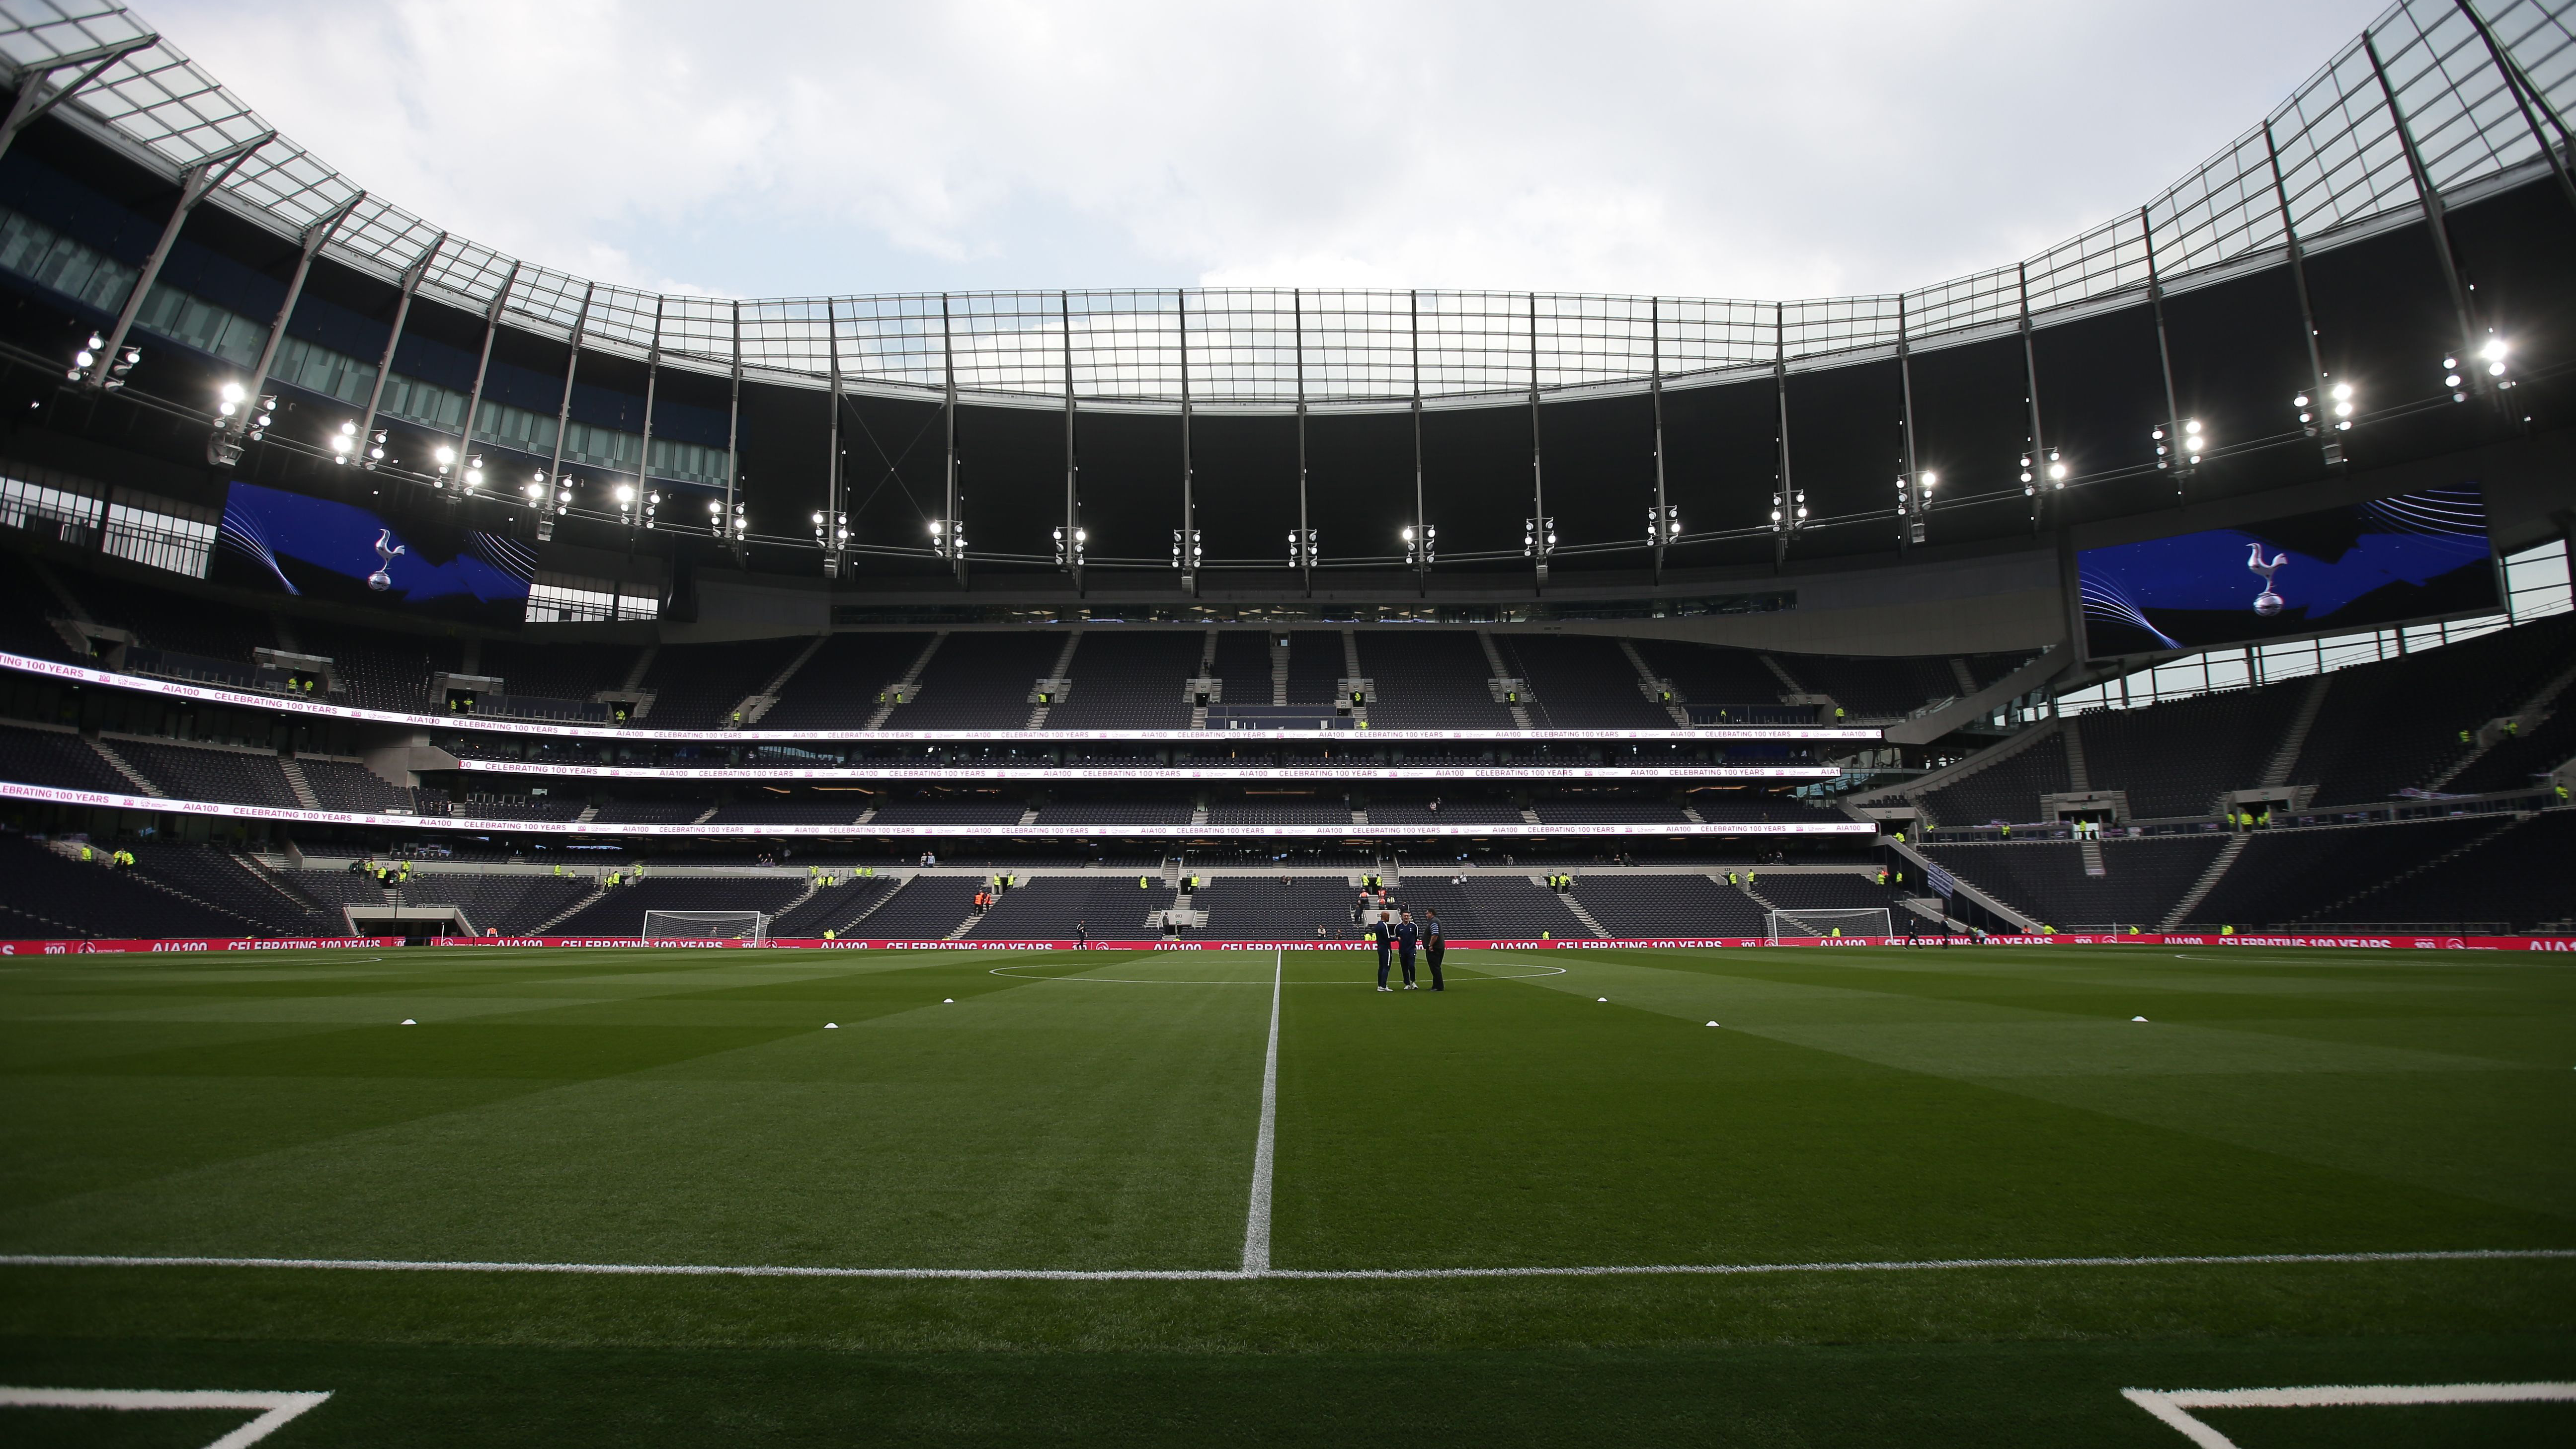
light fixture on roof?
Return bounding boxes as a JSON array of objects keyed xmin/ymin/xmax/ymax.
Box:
[
  {"xmin": 2152, "ymin": 418, "xmax": 2204, "ymax": 470},
  {"xmin": 1524, "ymin": 515, "xmax": 1555, "ymax": 583},
  {"xmin": 71, "ymin": 333, "xmax": 138, "ymax": 389},
  {"xmin": 1289, "ymin": 527, "xmax": 1318, "ymax": 569},
  {"xmin": 206, "ymin": 380, "xmax": 271, "ymax": 465},
  {"xmin": 1648, "ymin": 504, "xmax": 1681, "ymax": 544},
  {"xmin": 330, "ymin": 418, "xmax": 357, "ymax": 464},
  {"xmin": 1053, "ymin": 524, "xmax": 1086, "ymax": 569},
  {"xmin": 1771, "ymin": 488, "xmax": 1806, "ymax": 532},
  {"xmin": 1403, "ymin": 523, "xmax": 1436, "ymax": 566}
]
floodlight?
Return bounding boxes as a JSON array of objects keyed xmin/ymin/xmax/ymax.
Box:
[
  {"xmin": 435, "ymin": 445, "xmax": 456, "ymax": 467},
  {"xmin": 2481, "ymin": 337, "xmax": 2507, "ymax": 362},
  {"xmin": 614, "ymin": 483, "xmax": 635, "ymax": 504},
  {"xmin": 523, "ymin": 480, "xmax": 545, "ymax": 499},
  {"xmin": 708, "ymin": 499, "xmax": 723, "ymax": 515}
]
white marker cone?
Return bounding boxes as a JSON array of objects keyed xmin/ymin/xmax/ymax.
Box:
[
  {"xmin": 824, "ymin": 1023, "xmax": 838, "ymax": 1029},
  {"xmin": 400, "ymin": 1019, "xmax": 416, "ymax": 1026},
  {"xmin": 1597, "ymin": 997, "xmax": 1608, "ymax": 1003},
  {"xmin": 1707, "ymin": 1021, "xmax": 1720, "ymax": 1027},
  {"xmin": 944, "ymin": 998, "xmax": 955, "ymax": 1004},
  {"xmin": 2132, "ymin": 1016, "xmax": 2148, "ymax": 1022}
]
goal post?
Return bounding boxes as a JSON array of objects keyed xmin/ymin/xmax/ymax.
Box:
[
  {"xmin": 641, "ymin": 909, "xmax": 770, "ymax": 943},
  {"xmin": 1766, "ymin": 907, "xmax": 1893, "ymax": 941}
]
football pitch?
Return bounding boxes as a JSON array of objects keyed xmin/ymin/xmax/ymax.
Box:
[{"xmin": 0, "ymin": 943, "xmax": 2570, "ymax": 1445}]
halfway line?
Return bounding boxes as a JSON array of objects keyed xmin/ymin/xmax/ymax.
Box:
[
  {"xmin": 2, "ymin": 1248, "xmax": 2566, "ymax": 1284},
  {"xmin": 1242, "ymin": 951, "xmax": 1283, "ymax": 1274}
]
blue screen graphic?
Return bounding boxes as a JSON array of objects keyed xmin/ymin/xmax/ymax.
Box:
[
  {"xmin": 2079, "ymin": 486, "xmax": 2496, "ymax": 658},
  {"xmin": 213, "ymin": 482, "xmax": 536, "ymax": 626}
]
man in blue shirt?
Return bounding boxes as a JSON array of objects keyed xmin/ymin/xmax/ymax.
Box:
[{"xmin": 1394, "ymin": 911, "xmax": 1422, "ymax": 990}]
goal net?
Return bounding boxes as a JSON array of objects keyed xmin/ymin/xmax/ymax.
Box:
[
  {"xmin": 1766, "ymin": 908, "xmax": 1893, "ymax": 941},
  {"xmin": 642, "ymin": 909, "xmax": 770, "ymax": 943}
]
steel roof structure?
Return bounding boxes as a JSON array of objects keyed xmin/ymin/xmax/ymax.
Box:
[{"xmin": 0, "ymin": 0, "xmax": 2570, "ymax": 411}]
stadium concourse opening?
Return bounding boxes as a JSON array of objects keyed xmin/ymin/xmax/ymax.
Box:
[{"xmin": 0, "ymin": 0, "xmax": 2572, "ymax": 1442}]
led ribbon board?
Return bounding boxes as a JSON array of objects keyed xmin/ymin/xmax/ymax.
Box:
[
  {"xmin": 0, "ymin": 653, "xmax": 1881, "ymax": 744},
  {"xmin": 451, "ymin": 760, "xmax": 1840, "ymax": 782},
  {"xmin": 0, "ymin": 781, "xmax": 1878, "ymax": 835}
]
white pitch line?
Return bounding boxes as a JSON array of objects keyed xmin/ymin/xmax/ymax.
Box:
[
  {"xmin": 0, "ymin": 1387, "xmax": 334, "ymax": 1448},
  {"xmin": 1242, "ymin": 951, "xmax": 1283, "ymax": 1275},
  {"xmin": 2122, "ymin": 1381, "xmax": 2576, "ymax": 1448},
  {"xmin": 2, "ymin": 1247, "xmax": 2565, "ymax": 1284}
]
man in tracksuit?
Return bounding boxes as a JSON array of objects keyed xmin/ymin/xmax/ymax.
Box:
[
  {"xmin": 1422, "ymin": 909, "xmax": 1445, "ymax": 991},
  {"xmin": 1394, "ymin": 911, "xmax": 1422, "ymax": 990},
  {"xmin": 1373, "ymin": 916, "xmax": 1397, "ymax": 991}
]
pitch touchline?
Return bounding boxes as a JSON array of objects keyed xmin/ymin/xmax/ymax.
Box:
[{"xmin": 3, "ymin": 1248, "xmax": 2565, "ymax": 1283}]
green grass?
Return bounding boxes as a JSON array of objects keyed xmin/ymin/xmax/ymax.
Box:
[{"xmin": 1, "ymin": 944, "xmax": 2570, "ymax": 1444}]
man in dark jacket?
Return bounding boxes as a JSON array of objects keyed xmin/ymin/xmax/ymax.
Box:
[
  {"xmin": 1394, "ymin": 912, "xmax": 1421, "ymax": 990},
  {"xmin": 1372, "ymin": 916, "xmax": 1396, "ymax": 991},
  {"xmin": 1421, "ymin": 909, "xmax": 1445, "ymax": 991}
]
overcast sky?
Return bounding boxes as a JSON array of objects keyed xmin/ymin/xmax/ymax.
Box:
[{"xmin": 138, "ymin": 0, "xmax": 2387, "ymax": 302}]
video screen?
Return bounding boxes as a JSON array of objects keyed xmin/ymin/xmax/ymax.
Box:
[
  {"xmin": 213, "ymin": 481, "xmax": 536, "ymax": 627},
  {"xmin": 2079, "ymin": 486, "xmax": 2496, "ymax": 659}
]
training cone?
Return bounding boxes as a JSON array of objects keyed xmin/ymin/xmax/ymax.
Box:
[
  {"xmin": 944, "ymin": 998, "xmax": 955, "ymax": 1004},
  {"xmin": 400, "ymin": 1019, "xmax": 415, "ymax": 1026},
  {"xmin": 825, "ymin": 1023, "xmax": 838, "ymax": 1029},
  {"xmin": 1707, "ymin": 1021, "xmax": 1720, "ymax": 1027},
  {"xmin": 2132, "ymin": 1015, "xmax": 2148, "ymax": 1022},
  {"xmin": 1597, "ymin": 997, "xmax": 1608, "ymax": 1003}
]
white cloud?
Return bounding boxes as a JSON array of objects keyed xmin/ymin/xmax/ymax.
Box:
[{"xmin": 139, "ymin": 0, "xmax": 2387, "ymax": 301}]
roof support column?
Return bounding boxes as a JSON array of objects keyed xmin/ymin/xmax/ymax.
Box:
[
  {"xmin": 2454, "ymin": 0, "xmax": 2576, "ymax": 218},
  {"xmin": 458, "ymin": 260, "xmax": 518, "ymax": 484},
  {"xmin": 243, "ymin": 194, "xmax": 360, "ymax": 415},
  {"xmin": 543, "ymin": 282, "xmax": 594, "ymax": 494},
  {"xmin": 0, "ymin": 34, "xmax": 160, "ymax": 165},
  {"xmin": 1294, "ymin": 289, "xmax": 1311, "ymax": 597},
  {"xmin": 2015, "ymin": 262, "xmax": 2053, "ymax": 533},
  {"xmin": 86, "ymin": 132, "xmax": 270, "ymax": 389},
  {"xmin": 1771, "ymin": 302, "xmax": 1795, "ymax": 569},
  {"xmin": 354, "ymin": 231, "xmax": 445, "ymax": 455},
  {"xmin": 941, "ymin": 293, "xmax": 964, "ymax": 586},
  {"xmin": 1410, "ymin": 289, "xmax": 1427, "ymax": 598},
  {"xmin": 1528, "ymin": 292, "xmax": 1547, "ymax": 591},
  {"xmin": 1648, "ymin": 297, "xmax": 1669, "ymax": 585},
  {"xmin": 724, "ymin": 300, "xmax": 743, "ymax": 558},
  {"xmin": 2365, "ymin": 32, "xmax": 2490, "ymax": 408},
  {"xmin": 1178, "ymin": 288, "xmax": 1196, "ymax": 596},
  {"xmin": 1895, "ymin": 293, "xmax": 1923, "ymax": 549},
  {"xmin": 1062, "ymin": 290, "xmax": 1081, "ymax": 595},
  {"xmin": 636, "ymin": 296, "xmax": 663, "ymax": 503},
  {"xmin": 827, "ymin": 300, "xmax": 847, "ymax": 579},
  {"xmin": 2261, "ymin": 120, "xmax": 2343, "ymax": 467},
  {"xmin": 2139, "ymin": 206, "xmax": 2188, "ymax": 504}
]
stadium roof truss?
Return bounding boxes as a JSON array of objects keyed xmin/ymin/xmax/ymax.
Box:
[{"xmin": 0, "ymin": 0, "xmax": 2571, "ymax": 409}]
